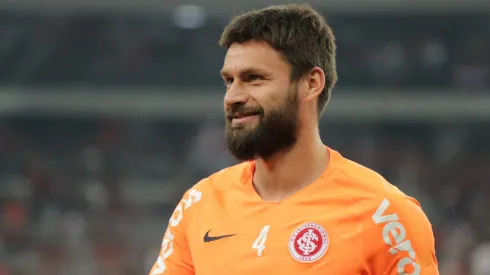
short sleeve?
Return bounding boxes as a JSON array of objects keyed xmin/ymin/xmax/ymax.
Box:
[
  {"xmin": 364, "ymin": 196, "xmax": 439, "ymax": 275},
  {"xmin": 149, "ymin": 187, "xmax": 203, "ymax": 275}
]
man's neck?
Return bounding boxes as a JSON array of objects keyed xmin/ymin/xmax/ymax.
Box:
[{"xmin": 252, "ymin": 132, "xmax": 329, "ymax": 202}]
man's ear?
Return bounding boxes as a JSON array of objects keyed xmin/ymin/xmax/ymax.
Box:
[{"xmin": 303, "ymin": 66, "xmax": 326, "ymax": 102}]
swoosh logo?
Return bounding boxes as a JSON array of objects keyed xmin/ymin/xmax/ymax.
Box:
[{"xmin": 203, "ymin": 230, "xmax": 235, "ymax": 242}]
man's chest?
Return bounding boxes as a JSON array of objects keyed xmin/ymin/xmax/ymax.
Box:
[{"xmin": 188, "ymin": 201, "xmax": 366, "ymax": 275}]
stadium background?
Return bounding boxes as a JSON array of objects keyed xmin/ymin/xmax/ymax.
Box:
[{"xmin": 0, "ymin": 0, "xmax": 489, "ymax": 274}]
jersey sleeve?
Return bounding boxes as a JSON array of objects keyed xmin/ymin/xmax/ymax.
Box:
[
  {"xmin": 149, "ymin": 186, "xmax": 203, "ymax": 275},
  {"xmin": 365, "ymin": 196, "xmax": 439, "ymax": 275}
]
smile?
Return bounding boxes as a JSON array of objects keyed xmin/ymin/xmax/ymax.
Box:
[{"xmin": 231, "ymin": 114, "xmax": 260, "ymax": 126}]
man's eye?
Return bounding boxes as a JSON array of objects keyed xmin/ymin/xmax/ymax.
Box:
[
  {"xmin": 246, "ymin": 75, "xmax": 261, "ymax": 82},
  {"xmin": 224, "ymin": 78, "xmax": 234, "ymax": 87}
]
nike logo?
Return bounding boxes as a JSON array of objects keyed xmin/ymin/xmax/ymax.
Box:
[{"xmin": 203, "ymin": 230, "xmax": 235, "ymax": 242}]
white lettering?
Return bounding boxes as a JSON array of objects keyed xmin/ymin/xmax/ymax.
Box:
[
  {"xmin": 372, "ymin": 198, "xmax": 399, "ymax": 224},
  {"xmin": 162, "ymin": 229, "xmax": 174, "ymax": 253},
  {"xmin": 383, "ymin": 221, "xmax": 406, "ymax": 246},
  {"xmin": 169, "ymin": 204, "xmax": 183, "ymax": 227},
  {"xmin": 373, "ymin": 199, "xmax": 419, "ymax": 275},
  {"xmin": 182, "ymin": 189, "xmax": 202, "ymax": 209},
  {"xmin": 397, "ymin": 257, "xmax": 420, "ymax": 275},
  {"xmin": 390, "ymin": 239, "xmax": 416, "ymax": 259},
  {"xmin": 153, "ymin": 189, "xmax": 202, "ymax": 274},
  {"xmin": 169, "ymin": 189, "xmax": 202, "ymax": 227},
  {"xmin": 151, "ymin": 256, "xmax": 165, "ymax": 275}
]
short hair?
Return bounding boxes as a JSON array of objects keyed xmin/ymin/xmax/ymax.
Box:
[{"xmin": 219, "ymin": 4, "xmax": 337, "ymax": 117}]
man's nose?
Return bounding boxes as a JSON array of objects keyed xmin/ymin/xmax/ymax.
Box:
[{"xmin": 224, "ymin": 82, "xmax": 249, "ymax": 106}]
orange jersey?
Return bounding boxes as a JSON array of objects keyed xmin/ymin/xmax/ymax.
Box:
[{"xmin": 150, "ymin": 147, "xmax": 439, "ymax": 275}]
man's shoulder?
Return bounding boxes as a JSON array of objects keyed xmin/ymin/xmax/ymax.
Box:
[
  {"xmin": 333, "ymin": 152, "xmax": 409, "ymax": 199},
  {"xmin": 331, "ymin": 151, "xmax": 422, "ymax": 216},
  {"xmin": 332, "ymin": 153, "xmax": 435, "ymax": 258},
  {"xmin": 169, "ymin": 162, "xmax": 251, "ymax": 228},
  {"xmin": 192, "ymin": 161, "xmax": 252, "ymax": 193}
]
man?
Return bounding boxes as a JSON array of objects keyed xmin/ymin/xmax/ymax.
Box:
[{"xmin": 150, "ymin": 4, "xmax": 439, "ymax": 275}]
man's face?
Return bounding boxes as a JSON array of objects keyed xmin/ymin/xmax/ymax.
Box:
[{"xmin": 221, "ymin": 40, "xmax": 300, "ymax": 161}]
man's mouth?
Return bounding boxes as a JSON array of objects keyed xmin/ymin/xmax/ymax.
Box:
[
  {"xmin": 228, "ymin": 112, "xmax": 261, "ymax": 125},
  {"xmin": 232, "ymin": 113, "xmax": 258, "ymax": 119},
  {"xmin": 228, "ymin": 112, "xmax": 260, "ymax": 120}
]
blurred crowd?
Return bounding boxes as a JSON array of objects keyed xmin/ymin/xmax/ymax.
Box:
[
  {"xmin": 0, "ymin": 12, "xmax": 489, "ymax": 89},
  {"xmin": 0, "ymin": 117, "xmax": 489, "ymax": 274},
  {"xmin": 0, "ymin": 118, "xmax": 197, "ymax": 275}
]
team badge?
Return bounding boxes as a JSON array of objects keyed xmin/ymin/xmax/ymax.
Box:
[{"xmin": 288, "ymin": 222, "xmax": 329, "ymax": 263}]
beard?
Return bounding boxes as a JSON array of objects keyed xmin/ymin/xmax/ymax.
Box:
[{"xmin": 225, "ymin": 85, "xmax": 300, "ymax": 162}]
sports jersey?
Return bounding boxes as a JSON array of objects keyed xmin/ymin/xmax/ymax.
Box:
[{"xmin": 150, "ymin": 147, "xmax": 439, "ymax": 275}]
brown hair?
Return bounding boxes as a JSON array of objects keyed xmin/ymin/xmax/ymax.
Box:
[{"xmin": 219, "ymin": 4, "xmax": 337, "ymax": 117}]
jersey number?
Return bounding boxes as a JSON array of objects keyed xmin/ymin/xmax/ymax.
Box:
[{"xmin": 252, "ymin": 225, "xmax": 270, "ymax": 257}]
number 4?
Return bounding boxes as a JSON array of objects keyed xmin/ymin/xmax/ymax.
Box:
[{"xmin": 252, "ymin": 225, "xmax": 270, "ymax": 256}]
